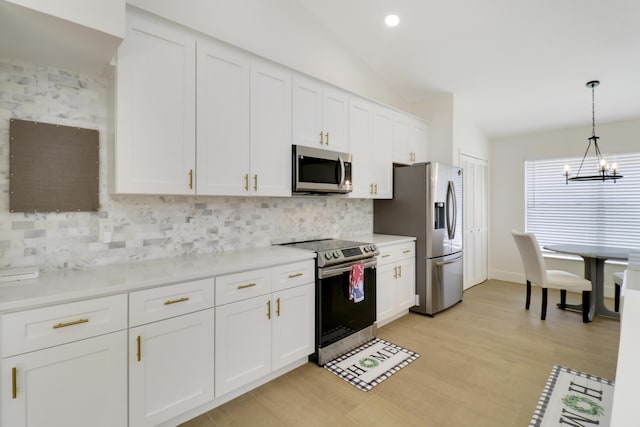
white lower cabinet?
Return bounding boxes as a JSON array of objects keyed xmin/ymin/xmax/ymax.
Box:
[
  {"xmin": 376, "ymin": 241, "xmax": 416, "ymax": 326},
  {"xmin": 129, "ymin": 309, "xmax": 215, "ymax": 427},
  {"xmin": 1, "ymin": 331, "xmax": 127, "ymax": 427},
  {"xmin": 215, "ymin": 282, "xmax": 314, "ymax": 396}
]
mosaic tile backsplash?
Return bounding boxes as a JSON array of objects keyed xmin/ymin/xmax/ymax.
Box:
[{"xmin": 0, "ymin": 59, "xmax": 373, "ymax": 272}]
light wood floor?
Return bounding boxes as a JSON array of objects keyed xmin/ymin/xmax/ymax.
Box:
[{"xmin": 181, "ymin": 280, "xmax": 620, "ymax": 427}]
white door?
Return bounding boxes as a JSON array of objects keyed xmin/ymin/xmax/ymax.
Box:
[
  {"xmin": 460, "ymin": 154, "xmax": 489, "ymax": 289},
  {"xmin": 250, "ymin": 59, "xmax": 292, "ymax": 196},
  {"xmin": 371, "ymin": 106, "xmax": 394, "ymax": 199},
  {"xmin": 129, "ymin": 310, "xmax": 214, "ymax": 427},
  {"xmin": 348, "ymin": 97, "xmax": 374, "ymax": 198},
  {"xmin": 215, "ymin": 294, "xmax": 272, "ymax": 396},
  {"xmin": 1, "ymin": 332, "xmax": 127, "ymax": 427},
  {"xmin": 271, "ymin": 284, "xmax": 315, "ymax": 371},
  {"xmin": 322, "ymin": 87, "xmax": 349, "ymax": 153},
  {"xmin": 292, "ymin": 76, "xmax": 324, "ymax": 149},
  {"xmin": 116, "ymin": 10, "xmax": 195, "ymax": 194},
  {"xmin": 196, "ymin": 37, "xmax": 250, "ymax": 196}
]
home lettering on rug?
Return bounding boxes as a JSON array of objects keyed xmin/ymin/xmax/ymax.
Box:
[
  {"xmin": 344, "ymin": 346, "xmax": 399, "ymax": 377},
  {"xmin": 558, "ymin": 380, "xmax": 605, "ymax": 425}
]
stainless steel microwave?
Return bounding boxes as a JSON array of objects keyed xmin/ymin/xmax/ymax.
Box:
[{"xmin": 292, "ymin": 145, "xmax": 352, "ymax": 194}]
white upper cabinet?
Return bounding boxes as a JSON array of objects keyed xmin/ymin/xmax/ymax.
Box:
[
  {"xmin": 115, "ymin": 9, "xmax": 196, "ymax": 194},
  {"xmin": 348, "ymin": 97, "xmax": 393, "ymax": 199},
  {"xmin": 250, "ymin": 59, "xmax": 292, "ymax": 197},
  {"xmin": 196, "ymin": 38, "xmax": 251, "ymax": 196},
  {"xmin": 0, "ymin": 0, "xmax": 124, "ymax": 75},
  {"xmin": 292, "ymin": 75, "xmax": 349, "ymax": 153},
  {"xmin": 393, "ymin": 113, "xmax": 429, "ymax": 165}
]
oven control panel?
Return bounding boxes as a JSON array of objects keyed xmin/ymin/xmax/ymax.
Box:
[{"xmin": 317, "ymin": 244, "xmax": 379, "ymax": 267}]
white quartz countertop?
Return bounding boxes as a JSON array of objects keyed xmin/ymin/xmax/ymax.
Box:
[
  {"xmin": 0, "ymin": 246, "xmax": 315, "ymax": 313},
  {"xmin": 610, "ymin": 269, "xmax": 640, "ymax": 426},
  {"xmin": 358, "ymin": 234, "xmax": 416, "ymax": 247}
]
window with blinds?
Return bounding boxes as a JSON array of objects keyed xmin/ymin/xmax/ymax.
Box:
[{"xmin": 525, "ymin": 153, "xmax": 640, "ymax": 250}]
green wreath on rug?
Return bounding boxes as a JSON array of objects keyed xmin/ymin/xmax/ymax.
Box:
[
  {"xmin": 359, "ymin": 357, "xmax": 379, "ymax": 369},
  {"xmin": 561, "ymin": 394, "xmax": 605, "ymax": 416}
]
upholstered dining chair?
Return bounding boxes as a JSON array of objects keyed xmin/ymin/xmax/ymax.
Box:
[
  {"xmin": 511, "ymin": 230, "xmax": 592, "ymax": 323},
  {"xmin": 613, "ymin": 271, "xmax": 624, "ymax": 312}
]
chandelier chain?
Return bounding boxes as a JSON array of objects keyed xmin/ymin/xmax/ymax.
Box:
[{"xmin": 591, "ymin": 83, "xmax": 596, "ymax": 138}]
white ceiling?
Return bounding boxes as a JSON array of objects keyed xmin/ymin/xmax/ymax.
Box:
[{"xmin": 294, "ymin": 0, "xmax": 640, "ymax": 139}]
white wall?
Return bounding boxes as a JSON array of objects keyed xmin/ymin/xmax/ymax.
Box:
[
  {"xmin": 489, "ymin": 118, "xmax": 640, "ymax": 294},
  {"xmin": 453, "ymin": 101, "xmax": 490, "ymax": 164},
  {"xmin": 126, "ymin": 0, "xmax": 408, "ymax": 111}
]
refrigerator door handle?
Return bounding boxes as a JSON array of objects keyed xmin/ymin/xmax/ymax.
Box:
[
  {"xmin": 446, "ymin": 180, "xmax": 457, "ymax": 239},
  {"xmin": 436, "ymin": 255, "xmax": 463, "ymax": 267}
]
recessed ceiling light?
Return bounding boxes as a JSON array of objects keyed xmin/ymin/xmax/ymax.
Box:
[{"xmin": 385, "ymin": 14, "xmax": 400, "ymax": 27}]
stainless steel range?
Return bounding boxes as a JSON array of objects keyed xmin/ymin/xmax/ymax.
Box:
[{"xmin": 280, "ymin": 239, "xmax": 379, "ymax": 365}]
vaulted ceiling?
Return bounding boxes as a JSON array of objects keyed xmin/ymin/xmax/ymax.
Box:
[{"xmin": 295, "ymin": 0, "xmax": 640, "ymax": 139}]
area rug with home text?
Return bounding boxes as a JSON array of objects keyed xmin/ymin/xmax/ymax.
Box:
[
  {"xmin": 323, "ymin": 338, "xmax": 419, "ymax": 392},
  {"xmin": 530, "ymin": 365, "xmax": 615, "ymax": 426}
]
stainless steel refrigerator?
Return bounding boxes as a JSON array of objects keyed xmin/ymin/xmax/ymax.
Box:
[{"xmin": 374, "ymin": 162, "xmax": 463, "ymax": 315}]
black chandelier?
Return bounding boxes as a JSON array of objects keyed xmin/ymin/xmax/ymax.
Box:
[{"xmin": 564, "ymin": 80, "xmax": 622, "ymax": 184}]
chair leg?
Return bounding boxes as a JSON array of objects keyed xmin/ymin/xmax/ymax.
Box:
[
  {"xmin": 541, "ymin": 288, "xmax": 548, "ymax": 320},
  {"xmin": 582, "ymin": 291, "xmax": 591, "ymax": 323},
  {"xmin": 560, "ymin": 290, "xmax": 567, "ymax": 310},
  {"xmin": 526, "ymin": 280, "xmax": 531, "ymax": 310},
  {"xmin": 615, "ymin": 284, "xmax": 621, "ymax": 312}
]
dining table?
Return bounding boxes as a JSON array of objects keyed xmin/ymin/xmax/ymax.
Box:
[{"xmin": 543, "ymin": 244, "xmax": 634, "ymax": 321}]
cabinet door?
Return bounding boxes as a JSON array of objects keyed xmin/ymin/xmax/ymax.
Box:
[
  {"xmin": 129, "ymin": 309, "xmax": 214, "ymax": 427},
  {"xmin": 323, "ymin": 87, "xmax": 349, "ymax": 153},
  {"xmin": 250, "ymin": 59, "xmax": 292, "ymax": 196},
  {"xmin": 272, "ymin": 284, "xmax": 314, "ymax": 371},
  {"xmin": 396, "ymin": 258, "xmax": 416, "ymax": 311},
  {"xmin": 1, "ymin": 331, "xmax": 127, "ymax": 427},
  {"xmin": 215, "ymin": 295, "xmax": 271, "ymax": 396},
  {"xmin": 411, "ymin": 119, "xmax": 428, "ymax": 163},
  {"xmin": 196, "ymin": 37, "xmax": 251, "ymax": 195},
  {"xmin": 292, "ymin": 76, "xmax": 324, "ymax": 149},
  {"xmin": 348, "ymin": 97, "xmax": 374, "ymax": 198},
  {"xmin": 371, "ymin": 106, "xmax": 394, "ymax": 199},
  {"xmin": 392, "ymin": 114, "xmax": 412, "ymax": 165},
  {"xmin": 376, "ymin": 262, "xmax": 397, "ymax": 326},
  {"xmin": 115, "ymin": 10, "xmax": 195, "ymax": 194}
]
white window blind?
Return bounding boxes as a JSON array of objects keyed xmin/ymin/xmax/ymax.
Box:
[{"xmin": 525, "ymin": 153, "xmax": 640, "ymax": 250}]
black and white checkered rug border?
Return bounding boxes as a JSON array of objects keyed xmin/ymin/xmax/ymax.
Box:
[
  {"xmin": 529, "ymin": 365, "xmax": 615, "ymax": 427},
  {"xmin": 323, "ymin": 338, "xmax": 420, "ymax": 392}
]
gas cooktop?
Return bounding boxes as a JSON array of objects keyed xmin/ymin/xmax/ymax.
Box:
[{"xmin": 280, "ymin": 238, "xmax": 379, "ymax": 267}]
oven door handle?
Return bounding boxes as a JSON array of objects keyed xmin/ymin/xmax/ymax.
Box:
[{"xmin": 318, "ymin": 259, "xmax": 377, "ymax": 279}]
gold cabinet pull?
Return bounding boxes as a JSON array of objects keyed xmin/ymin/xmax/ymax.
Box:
[
  {"xmin": 403, "ymin": 249, "xmax": 412, "ymax": 254},
  {"xmin": 244, "ymin": 173, "xmax": 249, "ymax": 191},
  {"xmin": 325, "ymin": 132, "xmax": 329, "ymax": 145},
  {"xmin": 374, "ymin": 184, "xmax": 378, "ymax": 195},
  {"xmin": 237, "ymin": 282, "xmax": 256, "ymax": 290},
  {"xmin": 369, "ymin": 183, "xmax": 374, "ymax": 195},
  {"xmin": 164, "ymin": 297, "xmax": 189, "ymax": 305},
  {"xmin": 319, "ymin": 131, "xmax": 324, "ymax": 145},
  {"xmin": 253, "ymin": 174, "xmax": 258, "ymax": 191},
  {"xmin": 267, "ymin": 300, "xmax": 271, "ymax": 319},
  {"xmin": 381, "ymin": 254, "xmax": 391, "ymax": 258},
  {"xmin": 53, "ymin": 318, "xmax": 89, "ymax": 329},
  {"xmin": 137, "ymin": 336, "xmax": 141, "ymax": 362},
  {"xmin": 189, "ymin": 169, "xmax": 193, "ymax": 189},
  {"xmin": 398, "ymin": 265, "xmax": 402, "ymax": 278},
  {"xmin": 288, "ymin": 273, "xmax": 303, "ymax": 279},
  {"xmin": 393, "ymin": 266, "xmax": 398, "ymax": 279},
  {"xmin": 276, "ymin": 297, "xmax": 281, "ymax": 317},
  {"xmin": 12, "ymin": 367, "xmax": 17, "ymax": 399}
]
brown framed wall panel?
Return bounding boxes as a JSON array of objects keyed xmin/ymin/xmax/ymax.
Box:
[{"xmin": 9, "ymin": 119, "xmax": 99, "ymax": 212}]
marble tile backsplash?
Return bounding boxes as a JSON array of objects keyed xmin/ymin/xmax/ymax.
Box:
[{"xmin": 0, "ymin": 59, "xmax": 372, "ymax": 272}]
